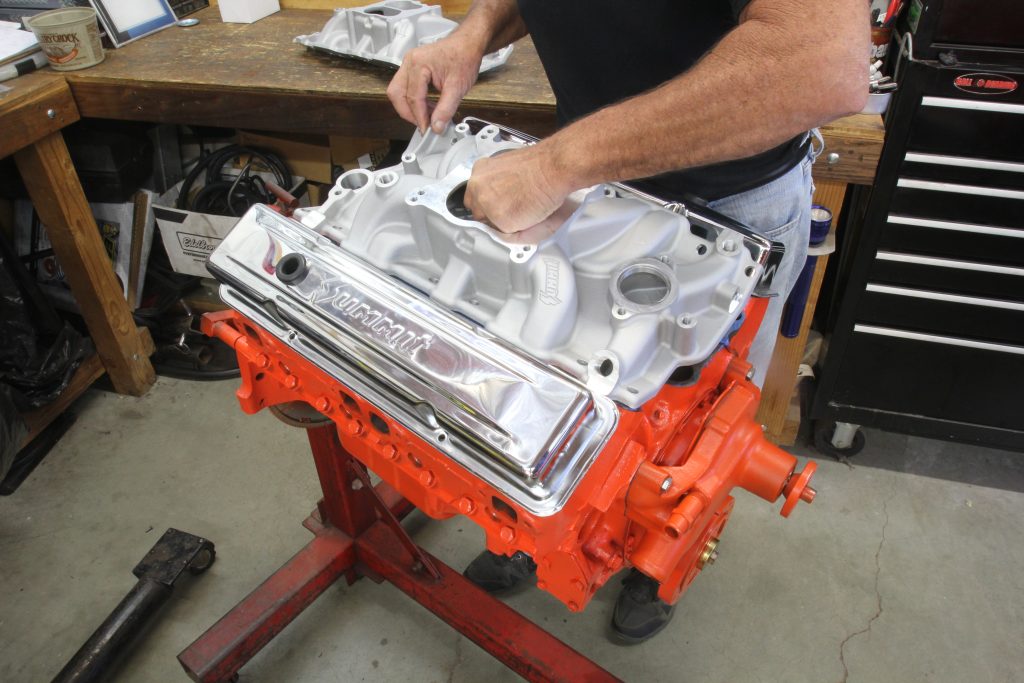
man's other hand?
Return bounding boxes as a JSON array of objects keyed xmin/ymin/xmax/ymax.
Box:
[
  {"xmin": 464, "ymin": 144, "xmax": 573, "ymax": 234},
  {"xmin": 387, "ymin": 37, "xmax": 483, "ymax": 135}
]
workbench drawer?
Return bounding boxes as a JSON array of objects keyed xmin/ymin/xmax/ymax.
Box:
[
  {"xmin": 833, "ymin": 327, "xmax": 1024, "ymax": 432},
  {"xmin": 879, "ymin": 214, "xmax": 1024, "ymax": 268},
  {"xmin": 908, "ymin": 97, "xmax": 1024, "ymax": 162},
  {"xmin": 868, "ymin": 251, "xmax": 1024, "ymax": 304},
  {"xmin": 857, "ymin": 285, "xmax": 1024, "ymax": 345}
]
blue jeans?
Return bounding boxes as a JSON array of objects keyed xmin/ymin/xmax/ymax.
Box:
[{"xmin": 707, "ymin": 141, "xmax": 817, "ymax": 387}]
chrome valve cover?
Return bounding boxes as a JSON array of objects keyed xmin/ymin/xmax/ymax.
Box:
[
  {"xmin": 207, "ymin": 119, "xmax": 780, "ymax": 515},
  {"xmin": 295, "ymin": 0, "xmax": 513, "ymax": 73}
]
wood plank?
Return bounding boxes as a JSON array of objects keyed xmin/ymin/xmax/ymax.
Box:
[
  {"xmin": 19, "ymin": 353, "xmax": 104, "ymax": 449},
  {"xmin": 126, "ymin": 191, "xmax": 149, "ymax": 310},
  {"xmin": 0, "ymin": 71, "xmax": 79, "ymax": 159},
  {"xmin": 66, "ymin": 9, "xmax": 551, "ymax": 106},
  {"xmin": 65, "ymin": 7, "xmax": 883, "ymax": 168},
  {"xmin": 67, "ymin": 80, "xmax": 557, "ymax": 138},
  {"xmin": 14, "ymin": 133, "xmax": 156, "ymax": 396},
  {"xmin": 756, "ymin": 178, "xmax": 847, "ymax": 445},
  {"xmin": 816, "ymin": 115, "xmax": 885, "ymax": 185},
  {"xmin": 17, "ymin": 326, "xmax": 152, "ymax": 449}
]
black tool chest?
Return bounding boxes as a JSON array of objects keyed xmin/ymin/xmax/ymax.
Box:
[{"xmin": 812, "ymin": 57, "xmax": 1024, "ymax": 451}]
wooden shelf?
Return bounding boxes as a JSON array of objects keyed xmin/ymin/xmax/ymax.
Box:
[
  {"xmin": 18, "ymin": 353, "xmax": 104, "ymax": 450},
  {"xmin": 17, "ymin": 327, "xmax": 154, "ymax": 450}
]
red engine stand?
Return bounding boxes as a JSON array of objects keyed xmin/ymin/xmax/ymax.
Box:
[{"xmin": 177, "ymin": 425, "xmax": 621, "ymax": 683}]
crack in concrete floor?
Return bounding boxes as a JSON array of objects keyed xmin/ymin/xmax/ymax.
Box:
[
  {"xmin": 838, "ymin": 484, "xmax": 897, "ymax": 683},
  {"xmin": 446, "ymin": 635, "xmax": 464, "ymax": 683}
]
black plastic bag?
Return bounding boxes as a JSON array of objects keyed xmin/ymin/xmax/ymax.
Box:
[{"xmin": 0, "ymin": 234, "xmax": 90, "ymax": 413}]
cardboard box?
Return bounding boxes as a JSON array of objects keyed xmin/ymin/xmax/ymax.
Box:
[
  {"xmin": 236, "ymin": 132, "xmax": 392, "ymax": 185},
  {"xmin": 330, "ymin": 135, "xmax": 391, "ymax": 172},
  {"xmin": 153, "ymin": 175, "xmax": 306, "ymax": 278},
  {"xmin": 306, "ymin": 182, "xmax": 331, "ymax": 207},
  {"xmin": 218, "ymin": 0, "xmax": 279, "ymax": 23},
  {"xmin": 238, "ymin": 130, "xmax": 333, "ymax": 184}
]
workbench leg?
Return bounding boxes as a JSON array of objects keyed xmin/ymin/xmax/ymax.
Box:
[
  {"xmin": 757, "ymin": 178, "xmax": 847, "ymax": 444},
  {"xmin": 14, "ymin": 132, "xmax": 155, "ymax": 396}
]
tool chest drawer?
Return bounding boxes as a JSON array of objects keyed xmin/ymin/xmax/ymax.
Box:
[
  {"xmin": 888, "ymin": 183, "xmax": 1024, "ymax": 227},
  {"xmin": 857, "ymin": 285, "xmax": 1024, "ymax": 345},
  {"xmin": 898, "ymin": 154, "xmax": 1024, "ymax": 191},
  {"xmin": 814, "ymin": 60, "xmax": 1024, "ymax": 449},
  {"xmin": 831, "ymin": 329, "xmax": 1024, "ymax": 432},
  {"xmin": 878, "ymin": 214, "xmax": 1024, "ymax": 268},
  {"xmin": 907, "ymin": 97, "xmax": 1024, "ymax": 161},
  {"xmin": 868, "ymin": 255, "xmax": 1024, "ymax": 304}
]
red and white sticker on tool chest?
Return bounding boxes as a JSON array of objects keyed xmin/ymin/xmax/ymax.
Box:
[{"xmin": 953, "ymin": 72, "xmax": 1018, "ymax": 96}]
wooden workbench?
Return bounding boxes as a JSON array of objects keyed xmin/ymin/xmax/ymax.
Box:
[
  {"xmin": 1, "ymin": 71, "xmax": 155, "ymax": 446},
  {"xmin": 62, "ymin": 7, "xmax": 884, "ymax": 444}
]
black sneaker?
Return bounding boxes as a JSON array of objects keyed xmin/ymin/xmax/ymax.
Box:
[
  {"xmin": 463, "ymin": 550, "xmax": 537, "ymax": 592},
  {"xmin": 610, "ymin": 570, "xmax": 676, "ymax": 644}
]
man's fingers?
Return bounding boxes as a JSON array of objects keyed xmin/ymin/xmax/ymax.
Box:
[
  {"xmin": 386, "ymin": 66, "xmax": 416, "ymax": 125},
  {"xmin": 431, "ymin": 78, "xmax": 466, "ymax": 134},
  {"xmin": 406, "ymin": 65, "xmax": 433, "ymax": 133}
]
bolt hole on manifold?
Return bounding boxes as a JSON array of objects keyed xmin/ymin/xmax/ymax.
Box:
[{"xmin": 202, "ymin": 117, "xmax": 816, "ymax": 613}]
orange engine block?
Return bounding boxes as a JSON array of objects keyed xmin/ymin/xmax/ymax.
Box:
[{"xmin": 202, "ymin": 296, "xmax": 816, "ymax": 613}]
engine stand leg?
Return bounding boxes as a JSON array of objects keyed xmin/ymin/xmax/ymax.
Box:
[{"xmin": 178, "ymin": 424, "xmax": 620, "ymax": 683}]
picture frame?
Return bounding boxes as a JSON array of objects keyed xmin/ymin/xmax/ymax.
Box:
[{"xmin": 88, "ymin": 0, "xmax": 177, "ymax": 48}]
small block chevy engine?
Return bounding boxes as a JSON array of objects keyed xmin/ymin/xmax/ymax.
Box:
[{"xmin": 202, "ymin": 119, "xmax": 817, "ymax": 611}]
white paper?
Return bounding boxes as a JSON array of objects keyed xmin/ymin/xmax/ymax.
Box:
[{"xmin": 0, "ymin": 26, "xmax": 39, "ymax": 62}]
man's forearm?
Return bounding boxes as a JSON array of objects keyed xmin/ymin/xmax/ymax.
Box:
[
  {"xmin": 541, "ymin": 0, "xmax": 868, "ymax": 191},
  {"xmin": 455, "ymin": 0, "xmax": 528, "ymax": 56}
]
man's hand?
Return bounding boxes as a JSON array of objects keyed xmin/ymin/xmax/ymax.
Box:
[
  {"xmin": 386, "ymin": 0, "xmax": 527, "ymax": 134},
  {"xmin": 387, "ymin": 36, "xmax": 483, "ymax": 135},
  {"xmin": 464, "ymin": 143, "xmax": 574, "ymax": 234}
]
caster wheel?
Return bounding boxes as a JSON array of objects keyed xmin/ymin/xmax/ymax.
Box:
[
  {"xmin": 813, "ymin": 420, "xmax": 865, "ymax": 459},
  {"xmin": 188, "ymin": 546, "xmax": 217, "ymax": 575}
]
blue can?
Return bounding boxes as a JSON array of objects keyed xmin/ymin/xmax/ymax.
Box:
[{"xmin": 780, "ymin": 205, "xmax": 832, "ymax": 338}]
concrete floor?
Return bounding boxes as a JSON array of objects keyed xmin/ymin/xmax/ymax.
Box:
[{"xmin": 1, "ymin": 377, "xmax": 1022, "ymax": 683}]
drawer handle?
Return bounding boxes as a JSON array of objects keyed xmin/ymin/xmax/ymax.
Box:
[
  {"xmin": 876, "ymin": 251, "xmax": 1024, "ymax": 277},
  {"xmin": 897, "ymin": 178, "xmax": 1024, "ymax": 200},
  {"xmin": 888, "ymin": 214, "xmax": 1024, "ymax": 239},
  {"xmin": 854, "ymin": 324, "xmax": 1024, "ymax": 356},
  {"xmin": 904, "ymin": 152, "xmax": 1024, "ymax": 174},
  {"xmin": 827, "ymin": 152, "xmax": 840, "ymax": 166},
  {"xmin": 922, "ymin": 96, "xmax": 1024, "ymax": 115},
  {"xmin": 866, "ymin": 283, "xmax": 1024, "ymax": 311}
]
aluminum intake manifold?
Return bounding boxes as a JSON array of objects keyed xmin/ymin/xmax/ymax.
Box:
[
  {"xmin": 293, "ymin": 119, "xmax": 779, "ymax": 409},
  {"xmin": 295, "ymin": 0, "xmax": 513, "ymax": 73}
]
